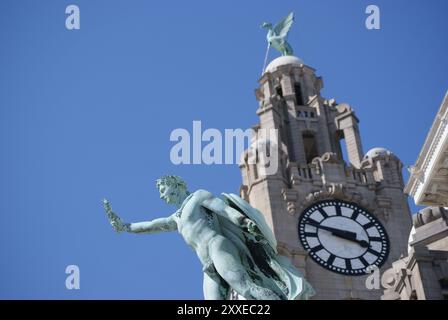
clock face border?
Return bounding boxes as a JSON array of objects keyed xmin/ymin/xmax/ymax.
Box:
[{"xmin": 298, "ymin": 199, "xmax": 390, "ymax": 276}]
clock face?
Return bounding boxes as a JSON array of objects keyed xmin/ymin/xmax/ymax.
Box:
[{"xmin": 298, "ymin": 199, "xmax": 389, "ymax": 276}]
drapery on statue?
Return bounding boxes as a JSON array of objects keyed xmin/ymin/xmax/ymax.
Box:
[
  {"xmin": 103, "ymin": 175, "xmax": 315, "ymax": 300},
  {"xmin": 261, "ymin": 12, "xmax": 295, "ymax": 56}
]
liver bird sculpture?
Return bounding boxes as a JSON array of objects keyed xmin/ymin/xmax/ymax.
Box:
[
  {"xmin": 261, "ymin": 12, "xmax": 295, "ymax": 56},
  {"xmin": 260, "ymin": 12, "xmax": 295, "ymax": 74}
]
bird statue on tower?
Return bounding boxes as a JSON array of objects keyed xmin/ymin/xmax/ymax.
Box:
[{"xmin": 261, "ymin": 12, "xmax": 295, "ymax": 73}]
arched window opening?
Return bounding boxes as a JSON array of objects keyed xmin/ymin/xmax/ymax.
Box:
[
  {"xmin": 336, "ymin": 130, "xmax": 348, "ymax": 163},
  {"xmin": 302, "ymin": 132, "xmax": 318, "ymax": 164},
  {"xmin": 276, "ymin": 86, "xmax": 283, "ymax": 97},
  {"xmin": 294, "ymin": 83, "xmax": 304, "ymax": 105}
]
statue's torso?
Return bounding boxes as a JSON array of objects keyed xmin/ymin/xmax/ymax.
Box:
[{"xmin": 174, "ymin": 190, "xmax": 221, "ymax": 268}]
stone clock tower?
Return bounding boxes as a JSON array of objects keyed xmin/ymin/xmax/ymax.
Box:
[{"xmin": 239, "ymin": 55, "xmax": 413, "ymax": 299}]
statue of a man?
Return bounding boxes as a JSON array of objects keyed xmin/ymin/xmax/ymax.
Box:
[{"xmin": 103, "ymin": 175, "xmax": 314, "ymax": 300}]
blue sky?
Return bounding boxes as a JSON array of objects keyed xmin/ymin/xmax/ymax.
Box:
[{"xmin": 0, "ymin": 0, "xmax": 447, "ymax": 299}]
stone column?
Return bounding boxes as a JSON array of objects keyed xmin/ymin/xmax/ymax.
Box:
[{"xmin": 335, "ymin": 104, "xmax": 364, "ymax": 168}]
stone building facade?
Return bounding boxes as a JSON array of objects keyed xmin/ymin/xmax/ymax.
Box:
[
  {"xmin": 383, "ymin": 92, "xmax": 448, "ymax": 300},
  {"xmin": 239, "ymin": 55, "xmax": 413, "ymax": 299}
]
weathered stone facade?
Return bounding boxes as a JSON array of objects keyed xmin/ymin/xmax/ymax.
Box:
[
  {"xmin": 384, "ymin": 92, "xmax": 448, "ymax": 300},
  {"xmin": 406, "ymin": 92, "xmax": 448, "ymax": 207},
  {"xmin": 239, "ymin": 56, "xmax": 412, "ymax": 299},
  {"xmin": 381, "ymin": 207, "xmax": 448, "ymax": 300}
]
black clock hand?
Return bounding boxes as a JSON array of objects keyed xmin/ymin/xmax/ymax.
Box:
[
  {"xmin": 307, "ymin": 220, "xmax": 357, "ymax": 238},
  {"xmin": 307, "ymin": 220, "xmax": 370, "ymax": 248}
]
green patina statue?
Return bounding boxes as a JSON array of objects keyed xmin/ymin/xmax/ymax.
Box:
[
  {"xmin": 104, "ymin": 175, "xmax": 314, "ymax": 300},
  {"xmin": 261, "ymin": 12, "xmax": 295, "ymax": 56}
]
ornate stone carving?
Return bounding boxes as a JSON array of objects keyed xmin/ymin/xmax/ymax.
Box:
[
  {"xmin": 305, "ymin": 183, "xmax": 345, "ymax": 205},
  {"xmin": 282, "ymin": 188, "xmax": 298, "ymax": 214},
  {"xmin": 298, "ymin": 183, "xmax": 373, "ymax": 213},
  {"xmin": 412, "ymin": 206, "xmax": 447, "ymax": 228},
  {"xmin": 407, "ymin": 165, "xmax": 425, "ymax": 184},
  {"xmin": 437, "ymin": 167, "xmax": 448, "ymax": 176},
  {"xmin": 335, "ymin": 102, "xmax": 353, "ymax": 115},
  {"xmin": 311, "ymin": 152, "xmax": 341, "ymax": 166}
]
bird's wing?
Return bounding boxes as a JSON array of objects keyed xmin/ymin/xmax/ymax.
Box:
[{"xmin": 273, "ymin": 12, "xmax": 294, "ymax": 38}]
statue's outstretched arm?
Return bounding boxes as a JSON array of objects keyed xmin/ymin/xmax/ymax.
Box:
[
  {"xmin": 127, "ymin": 215, "xmax": 177, "ymax": 234},
  {"xmin": 103, "ymin": 199, "xmax": 177, "ymax": 234}
]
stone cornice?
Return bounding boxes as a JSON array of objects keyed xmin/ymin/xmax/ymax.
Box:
[{"xmin": 405, "ymin": 91, "xmax": 448, "ymax": 206}]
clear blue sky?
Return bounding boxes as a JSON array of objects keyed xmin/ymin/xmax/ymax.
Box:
[{"xmin": 0, "ymin": 0, "xmax": 447, "ymax": 299}]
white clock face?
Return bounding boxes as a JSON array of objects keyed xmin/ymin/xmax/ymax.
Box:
[{"xmin": 298, "ymin": 199, "xmax": 389, "ymax": 276}]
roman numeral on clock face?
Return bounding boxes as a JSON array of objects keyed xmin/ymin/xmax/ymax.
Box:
[
  {"xmin": 345, "ymin": 259, "xmax": 352, "ymax": 270},
  {"xmin": 351, "ymin": 209, "xmax": 360, "ymax": 220},
  {"xmin": 358, "ymin": 256, "xmax": 369, "ymax": 268},
  {"xmin": 304, "ymin": 232, "xmax": 318, "ymax": 237},
  {"xmin": 363, "ymin": 222, "xmax": 375, "ymax": 229},
  {"xmin": 318, "ymin": 208, "xmax": 329, "ymax": 218},
  {"xmin": 335, "ymin": 205, "xmax": 342, "ymax": 216},
  {"xmin": 310, "ymin": 244, "xmax": 324, "ymax": 252}
]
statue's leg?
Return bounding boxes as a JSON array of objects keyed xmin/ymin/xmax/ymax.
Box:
[
  {"xmin": 203, "ymin": 272, "xmax": 227, "ymax": 300},
  {"xmin": 209, "ymin": 235, "xmax": 281, "ymax": 300}
]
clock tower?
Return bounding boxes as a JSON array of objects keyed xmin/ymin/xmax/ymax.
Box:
[{"xmin": 239, "ymin": 55, "xmax": 412, "ymax": 299}]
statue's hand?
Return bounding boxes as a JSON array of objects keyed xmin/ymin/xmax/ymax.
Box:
[{"xmin": 103, "ymin": 199, "xmax": 130, "ymax": 233}]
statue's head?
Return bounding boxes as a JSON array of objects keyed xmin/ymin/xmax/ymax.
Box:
[
  {"xmin": 156, "ymin": 175, "xmax": 189, "ymax": 206},
  {"xmin": 261, "ymin": 22, "xmax": 272, "ymax": 29}
]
